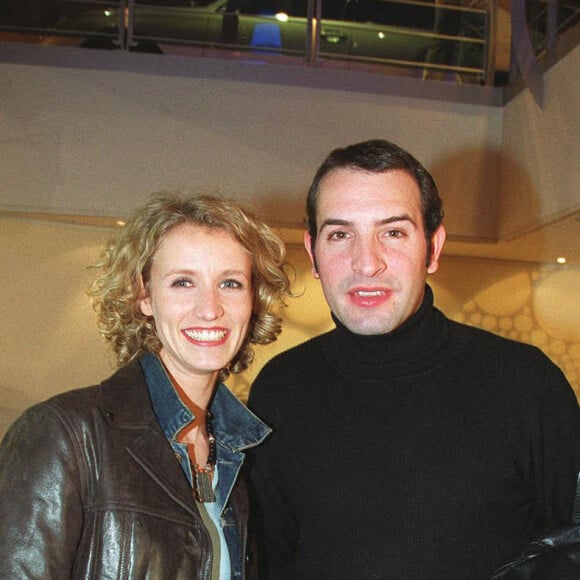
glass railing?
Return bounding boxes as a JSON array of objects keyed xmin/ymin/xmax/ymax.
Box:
[
  {"xmin": 526, "ymin": 0, "xmax": 579, "ymax": 57},
  {"xmin": 0, "ymin": 0, "xmax": 125, "ymax": 47},
  {"xmin": 0, "ymin": 0, "xmax": 577, "ymax": 86},
  {"xmin": 0, "ymin": 0, "xmax": 492, "ymax": 82}
]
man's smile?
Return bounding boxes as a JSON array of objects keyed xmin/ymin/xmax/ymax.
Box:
[{"xmin": 348, "ymin": 287, "xmax": 390, "ymax": 308}]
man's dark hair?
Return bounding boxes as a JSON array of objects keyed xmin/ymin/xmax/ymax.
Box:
[{"xmin": 306, "ymin": 139, "xmax": 444, "ymax": 264}]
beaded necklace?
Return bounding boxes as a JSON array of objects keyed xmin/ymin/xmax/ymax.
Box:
[{"xmin": 193, "ymin": 411, "xmax": 217, "ymax": 503}]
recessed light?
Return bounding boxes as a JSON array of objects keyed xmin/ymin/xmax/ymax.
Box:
[{"xmin": 556, "ymin": 256, "xmax": 567, "ymax": 264}]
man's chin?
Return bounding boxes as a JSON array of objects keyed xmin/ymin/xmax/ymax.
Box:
[{"xmin": 337, "ymin": 315, "xmax": 398, "ymax": 336}]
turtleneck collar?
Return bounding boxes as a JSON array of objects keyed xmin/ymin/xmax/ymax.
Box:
[{"xmin": 323, "ymin": 285, "xmax": 451, "ymax": 379}]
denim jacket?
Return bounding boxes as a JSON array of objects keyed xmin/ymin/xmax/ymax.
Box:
[
  {"xmin": 141, "ymin": 353, "xmax": 272, "ymax": 578},
  {"xmin": 0, "ymin": 355, "xmax": 270, "ymax": 579}
]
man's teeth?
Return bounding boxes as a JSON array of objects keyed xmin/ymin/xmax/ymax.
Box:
[
  {"xmin": 185, "ymin": 329, "xmax": 227, "ymax": 341},
  {"xmin": 356, "ymin": 290, "xmax": 383, "ymax": 297}
]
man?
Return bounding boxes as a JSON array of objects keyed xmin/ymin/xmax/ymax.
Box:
[{"xmin": 248, "ymin": 139, "xmax": 580, "ymax": 579}]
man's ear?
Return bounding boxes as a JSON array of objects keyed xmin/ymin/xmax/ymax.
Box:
[
  {"xmin": 427, "ymin": 225, "xmax": 446, "ymax": 275},
  {"xmin": 304, "ymin": 231, "xmax": 320, "ymax": 279}
]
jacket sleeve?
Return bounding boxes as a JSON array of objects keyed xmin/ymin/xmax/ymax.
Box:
[{"xmin": 0, "ymin": 402, "xmax": 84, "ymax": 579}]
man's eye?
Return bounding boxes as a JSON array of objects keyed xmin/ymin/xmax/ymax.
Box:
[
  {"xmin": 221, "ymin": 279, "xmax": 242, "ymax": 289},
  {"xmin": 385, "ymin": 229, "xmax": 405, "ymax": 238},
  {"xmin": 328, "ymin": 230, "xmax": 349, "ymax": 240}
]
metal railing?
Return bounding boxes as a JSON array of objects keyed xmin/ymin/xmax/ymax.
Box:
[
  {"xmin": 526, "ymin": 0, "xmax": 579, "ymax": 57},
  {"xmin": 0, "ymin": 0, "xmax": 576, "ymax": 86}
]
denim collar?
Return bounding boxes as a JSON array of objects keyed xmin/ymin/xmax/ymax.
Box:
[{"xmin": 139, "ymin": 352, "xmax": 271, "ymax": 451}]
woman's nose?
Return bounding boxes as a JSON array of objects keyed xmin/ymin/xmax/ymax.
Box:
[
  {"xmin": 194, "ymin": 288, "xmax": 224, "ymax": 320},
  {"xmin": 351, "ymin": 238, "xmax": 387, "ymax": 277}
]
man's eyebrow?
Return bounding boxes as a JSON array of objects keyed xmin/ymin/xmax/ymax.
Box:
[
  {"xmin": 319, "ymin": 214, "xmax": 417, "ymax": 231},
  {"xmin": 383, "ymin": 213, "xmax": 417, "ymax": 227},
  {"xmin": 319, "ymin": 218, "xmax": 352, "ymax": 230}
]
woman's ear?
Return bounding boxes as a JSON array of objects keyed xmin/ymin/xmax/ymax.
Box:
[{"xmin": 138, "ymin": 276, "xmax": 153, "ymax": 316}]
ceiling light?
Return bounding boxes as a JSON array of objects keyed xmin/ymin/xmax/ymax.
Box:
[{"xmin": 556, "ymin": 256, "xmax": 567, "ymax": 264}]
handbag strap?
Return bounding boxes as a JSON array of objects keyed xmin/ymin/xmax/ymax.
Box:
[{"xmin": 572, "ymin": 472, "xmax": 580, "ymax": 524}]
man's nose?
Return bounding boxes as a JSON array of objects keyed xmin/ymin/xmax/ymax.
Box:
[{"xmin": 351, "ymin": 238, "xmax": 387, "ymax": 277}]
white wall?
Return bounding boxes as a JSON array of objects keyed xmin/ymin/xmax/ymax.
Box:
[
  {"xmin": 3, "ymin": 42, "xmax": 577, "ymax": 243},
  {"xmin": 499, "ymin": 43, "xmax": 580, "ymax": 238},
  {"xmin": 0, "ymin": 45, "xmax": 503, "ymax": 240}
]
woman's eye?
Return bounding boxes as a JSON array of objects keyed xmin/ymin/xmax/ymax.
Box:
[
  {"xmin": 172, "ymin": 278, "xmax": 192, "ymax": 288},
  {"xmin": 221, "ymin": 279, "xmax": 243, "ymax": 289}
]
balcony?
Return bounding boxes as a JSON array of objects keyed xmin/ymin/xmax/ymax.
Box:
[{"xmin": 0, "ymin": 0, "xmax": 577, "ymax": 87}]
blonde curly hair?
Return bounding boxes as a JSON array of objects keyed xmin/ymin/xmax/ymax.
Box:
[{"xmin": 88, "ymin": 193, "xmax": 291, "ymax": 378}]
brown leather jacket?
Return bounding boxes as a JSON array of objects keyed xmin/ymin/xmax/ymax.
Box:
[{"xmin": 0, "ymin": 361, "xmax": 261, "ymax": 579}]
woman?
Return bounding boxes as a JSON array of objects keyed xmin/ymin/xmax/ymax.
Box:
[{"xmin": 0, "ymin": 193, "xmax": 291, "ymax": 579}]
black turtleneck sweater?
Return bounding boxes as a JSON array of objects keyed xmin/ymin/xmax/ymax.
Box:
[{"xmin": 248, "ymin": 286, "xmax": 580, "ymax": 580}]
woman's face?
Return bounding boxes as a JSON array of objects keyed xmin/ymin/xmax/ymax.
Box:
[{"xmin": 140, "ymin": 223, "xmax": 253, "ymax": 387}]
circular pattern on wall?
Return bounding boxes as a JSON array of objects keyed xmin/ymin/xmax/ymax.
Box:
[
  {"xmin": 473, "ymin": 272, "xmax": 532, "ymax": 316},
  {"xmin": 454, "ymin": 266, "xmax": 579, "ymax": 398},
  {"xmin": 533, "ymin": 270, "xmax": 580, "ymax": 342}
]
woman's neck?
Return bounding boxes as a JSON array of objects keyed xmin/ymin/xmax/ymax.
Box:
[{"xmin": 158, "ymin": 354, "xmax": 218, "ymax": 411}]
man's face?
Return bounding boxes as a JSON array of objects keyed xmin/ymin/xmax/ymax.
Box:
[{"xmin": 305, "ymin": 167, "xmax": 445, "ymax": 335}]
